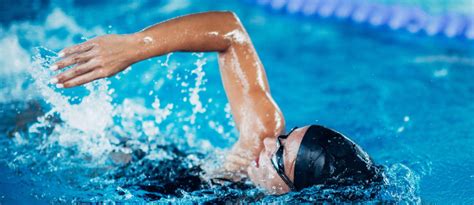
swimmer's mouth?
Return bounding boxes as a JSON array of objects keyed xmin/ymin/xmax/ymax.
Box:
[{"xmin": 255, "ymin": 155, "xmax": 260, "ymax": 168}]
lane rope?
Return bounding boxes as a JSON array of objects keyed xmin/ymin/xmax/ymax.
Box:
[{"xmin": 246, "ymin": 0, "xmax": 474, "ymax": 40}]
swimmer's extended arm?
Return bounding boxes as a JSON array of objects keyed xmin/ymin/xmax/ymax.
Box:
[{"xmin": 51, "ymin": 11, "xmax": 285, "ymax": 172}]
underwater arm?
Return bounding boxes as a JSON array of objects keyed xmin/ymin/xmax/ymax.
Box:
[{"xmin": 51, "ymin": 11, "xmax": 285, "ymax": 173}]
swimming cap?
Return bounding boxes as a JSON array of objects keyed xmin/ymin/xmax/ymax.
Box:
[{"xmin": 293, "ymin": 125, "xmax": 382, "ymax": 190}]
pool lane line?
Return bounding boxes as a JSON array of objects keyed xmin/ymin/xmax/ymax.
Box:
[{"xmin": 244, "ymin": 0, "xmax": 474, "ymax": 41}]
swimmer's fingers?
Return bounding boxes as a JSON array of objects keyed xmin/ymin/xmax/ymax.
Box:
[
  {"xmin": 61, "ymin": 70, "xmax": 102, "ymax": 88},
  {"xmin": 52, "ymin": 51, "xmax": 95, "ymax": 71},
  {"xmin": 59, "ymin": 42, "xmax": 95, "ymax": 58},
  {"xmin": 54, "ymin": 60, "xmax": 97, "ymax": 84}
]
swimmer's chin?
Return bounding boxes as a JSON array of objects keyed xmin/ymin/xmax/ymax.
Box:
[{"xmin": 247, "ymin": 165, "xmax": 291, "ymax": 195}]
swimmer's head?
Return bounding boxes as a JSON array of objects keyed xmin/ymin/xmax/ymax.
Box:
[{"xmin": 247, "ymin": 125, "xmax": 382, "ymax": 194}]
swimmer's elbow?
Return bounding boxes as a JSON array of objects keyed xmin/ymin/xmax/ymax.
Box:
[
  {"xmin": 220, "ymin": 11, "xmax": 238, "ymax": 21},
  {"xmin": 206, "ymin": 11, "xmax": 238, "ymax": 24},
  {"xmin": 218, "ymin": 11, "xmax": 244, "ymax": 30},
  {"xmin": 211, "ymin": 11, "xmax": 248, "ymax": 50}
]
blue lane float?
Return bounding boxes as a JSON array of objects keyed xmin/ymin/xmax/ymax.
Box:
[{"xmin": 246, "ymin": 0, "xmax": 474, "ymax": 40}]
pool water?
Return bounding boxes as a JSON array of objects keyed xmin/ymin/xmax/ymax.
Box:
[{"xmin": 1, "ymin": 0, "xmax": 473, "ymax": 204}]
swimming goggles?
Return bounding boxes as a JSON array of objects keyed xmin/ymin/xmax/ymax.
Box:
[{"xmin": 270, "ymin": 127, "xmax": 298, "ymax": 191}]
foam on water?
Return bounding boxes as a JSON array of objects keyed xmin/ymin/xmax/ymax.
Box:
[
  {"xmin": 0, "ymin": 34, "xmax": 38, "ymax": 103},
  {"xmin": 22, "ymin": 51, "xmax": 218, "ymax": 163}
]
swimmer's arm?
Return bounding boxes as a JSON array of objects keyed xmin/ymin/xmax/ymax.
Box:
[
  {"xmin": 52, "ymin": 12, "xmax": 239, "ymax": 86},
  {"xmin": 136, "ymin": 13, "xmax": 286, "ymax": 169},
  {"xmin": 51, "ymin": 11, "xmax": 285, "ymax": 171},
  {"xmin": 139, "ymin": 11, "xmax": 286, "ymax": 171}
]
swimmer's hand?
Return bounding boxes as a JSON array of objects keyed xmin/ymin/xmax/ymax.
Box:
[{"xmin": 50, "ymin": 34, "xmax": 140, "ymax": 88}]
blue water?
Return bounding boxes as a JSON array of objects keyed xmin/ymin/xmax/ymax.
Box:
[{"xmin": 1, "ymin": 0, "xmax": 473, "ymax": 204}]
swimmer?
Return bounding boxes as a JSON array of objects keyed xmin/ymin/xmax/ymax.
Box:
[{"xmin": 49, "ymin": 11, "xmax": 382, "ymax": 194}]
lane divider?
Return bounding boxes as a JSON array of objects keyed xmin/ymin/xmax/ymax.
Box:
[{"xmin": 246, "ymin": 0, "xmax": 474, "ymax": 40}]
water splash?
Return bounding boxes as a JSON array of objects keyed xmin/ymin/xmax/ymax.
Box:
[
  {"xmin": 0, "ymin": 4, "xmax": 428, "ymax": 204},
  {"xmin": 0, "ymin": 35, "xmax": 35, "ymax": 103},
  {"xmin": 3, "ymin": 49, "xmax": 423, "ymax": 203},
  {"xmin": 188, "ymin": 57, "xmax": 207, "ymax": 124}
]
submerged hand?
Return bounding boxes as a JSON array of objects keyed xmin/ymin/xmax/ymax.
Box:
[{"xmin": 50, "ymin": 34, "xmax": 139, "ymax": 88}]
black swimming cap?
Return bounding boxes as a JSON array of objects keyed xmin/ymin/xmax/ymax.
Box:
[{"xmin": 293, "ymin": 125, "xmax": 383, "ymax": 191}]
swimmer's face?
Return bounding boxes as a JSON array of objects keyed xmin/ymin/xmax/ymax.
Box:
[{"xmin": 247, "ymin": 126, "xmax": 310, "ymax": 194}]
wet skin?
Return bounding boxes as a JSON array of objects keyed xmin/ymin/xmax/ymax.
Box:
[
  {"xmin": 50, "ymin": 11, "xmax": 305, "ymax": 194},
  {"xmin": 247, "ymin": 126, "xmax": 309, "ymax": 194}
]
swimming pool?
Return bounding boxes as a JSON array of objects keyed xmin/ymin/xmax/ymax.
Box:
[{"xmin": 1, "ymin": 0, "xmax": 473, "ymax": 203}]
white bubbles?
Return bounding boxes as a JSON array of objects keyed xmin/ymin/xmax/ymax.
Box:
[
  {"xmin": 209, "ymin": 120, "xmax": 225, "ymax": 135},
  {"xmin": 116, "ymin": 186, "xmax": 133, "ymax": 200},
  {"xmin": 143, "ymin": 120, "xmax": 159, "ymax": 137},
  {"xmin": 381, "ymin": 163, "xmax": 422, "ymax": 203},
  {"xmin": 433, "ymin": 68, "xmax": 448, "ymax": 78},
  {"xmin": 397, "ymin": 115, "xmax": 411, "ymax": 133},
  {"xmin": 397, "ymin": 126, "xmax": 405, "ymax": 133},
  {"xmin": 152, "ymin": 97, "xmax": 174, "ymax": 124},
  {"xmin": 188, "ymin": 58, "xmax": 207, "ymax": 124},
  {"xmin": 161, "ymin": 53, "xmax": 177, "ymax": 80}
]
